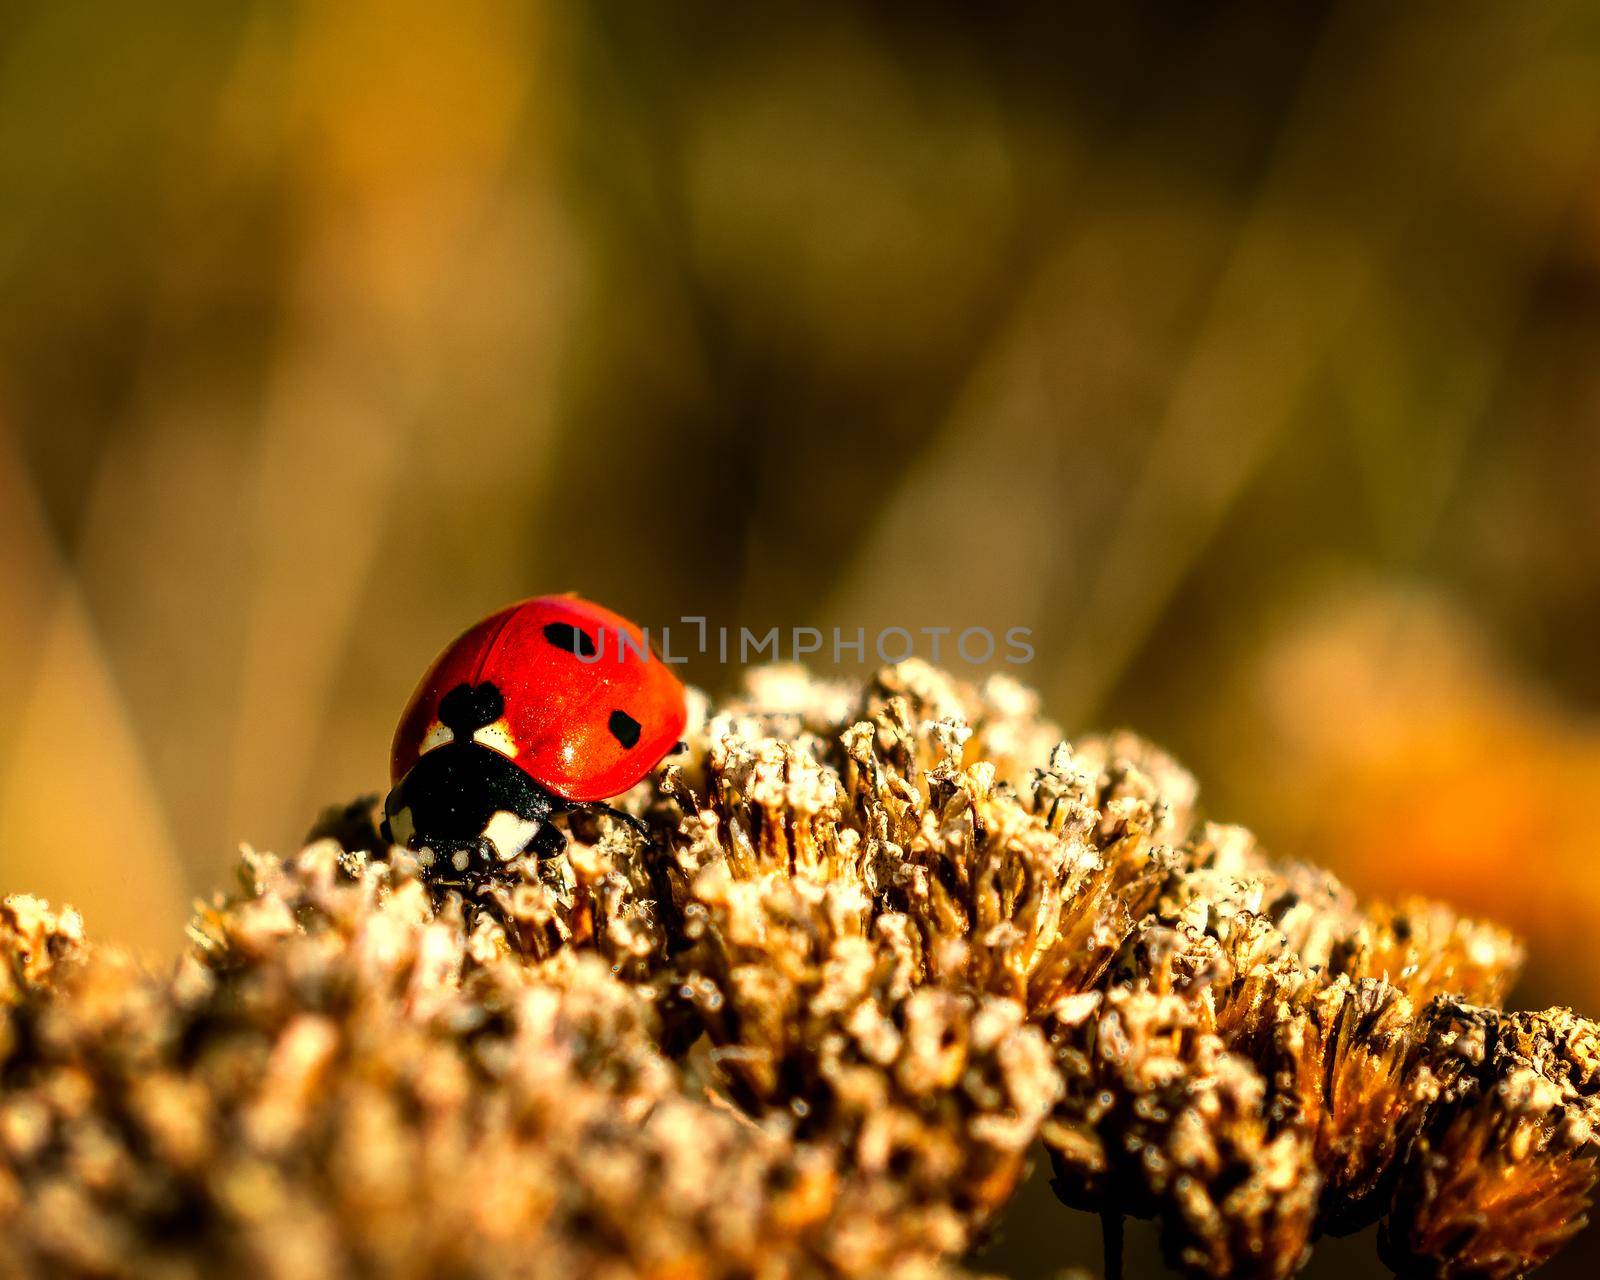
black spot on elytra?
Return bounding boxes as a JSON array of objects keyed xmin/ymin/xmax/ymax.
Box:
[
  {"xmin": 439, "ymin": 682, "xmax": 504, "ymax": 734},
  {"xmin": 544, "ymin": 621, "xmax": 598, "ymax": 658},
  {"xmin": 608, "ymin": 709, "xmax": 642, "ymax": 749}
]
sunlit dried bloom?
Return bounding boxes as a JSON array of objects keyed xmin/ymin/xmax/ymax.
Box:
[
  {"xmin": 0, "ymin": 850, "xmax": 976, "ymax": 1279},
  {"xmin": 0, "ymin": 895, "xmax": 86, "ymax": 1000},
  {"xmin": 1382, "ymin": 1095, "xmax": 1595, "ymax": 1280},
  {"xmin": 1380, "ymin": 1001, "xmax": 1600, "ymax": 1279},
  {"xmin": 1266, "ymin": 977, "xmax": 1421, "ymax": 1235},
  {"xmin": 1024, "ymin": 730, "xmax": 1539, "ymax": 1271},
  {"xmin": 0, "ymin": 662, "xmax": 1592, "ymax": 1280},
  {"xmin": 1042, "ymin": 988, "xmax": 1319, "ymax": 1280},
  {"xmin": 1333, "ymin": 898, "xmax": 1525, "ymax": 1008},
  {"xmin": 644, "ymin": 665, "xmax": 1112, "ymax": 1226}
]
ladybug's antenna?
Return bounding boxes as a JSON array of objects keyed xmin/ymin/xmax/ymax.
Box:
[{"xmin": 438, "ymin": 682, "xmax": 505, "ymax": 736}]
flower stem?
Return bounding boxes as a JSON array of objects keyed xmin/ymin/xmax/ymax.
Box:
[{"xmin": 1102, "ymin": 1210, "xmax": 1124, "ymax": 1280}]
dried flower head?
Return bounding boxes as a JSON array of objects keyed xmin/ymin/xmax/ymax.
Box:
[
  {"xmin": 0, "ymin": 660, "xmax": 1593, "ymax": 1280},
  {"xmin": 1379, "ymin": 1001, "xmax": 1600, "ymax": 1279},
  {"xmin": 0, "ymin": 850, "xmax": 980, "ymax": 1279},
  {"xmin": 1043, "ymin": 987, "xmax": 1319, "ymax": 1279}
]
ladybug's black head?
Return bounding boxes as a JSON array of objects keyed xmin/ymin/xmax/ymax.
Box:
[
  {"xmin": 437, "ymin": 681, "xmax": 504, "ymax": 737},
  {"xmin": 381, "ymin": 680, "xmax": 562, "ymax": 882}
]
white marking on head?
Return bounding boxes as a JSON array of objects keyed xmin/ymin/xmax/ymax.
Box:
[
  {"xmin": 416, "ymin": 847, "xmax": 436, "ymax": 868},
  {"xmin": 451, "ymin": 849, "xmax": 470, "ymax": 872},
  {"xmin": 483, "ymin": 809, "xmax": 540, "ymax": 861},
  {"xmin": 388, "ymin": 805, "xmax": 415, "ymax": 846},
  {"xmin": 422, "ymin": 722, "xmax": 453, "ymax": 753},
  {"xmin": 472, "ymin": 718, "xmax": 519, "ymax": 759}
]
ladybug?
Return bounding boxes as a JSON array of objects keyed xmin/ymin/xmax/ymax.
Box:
[{"xmin": 381, "ymin": 595, "xmax": 687, "ymax": 880}]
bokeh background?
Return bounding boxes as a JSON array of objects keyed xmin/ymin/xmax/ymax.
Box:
[{"xmin": 3, "ymin": 3, "xmax": 1600, "ymax": 1274}]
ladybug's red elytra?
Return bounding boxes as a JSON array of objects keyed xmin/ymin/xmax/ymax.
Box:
[{"xmin": 382, "ymin": 595, "xmax": 687, "ymax": 880}]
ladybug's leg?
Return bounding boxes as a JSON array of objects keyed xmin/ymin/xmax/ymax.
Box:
[
  {"xmin": 573, "ymin": 802, "xmax": 650, "ymax": 836},
  {"xmin": 529, "ymin": 820, "xmax": 568, "ymax": 860}
]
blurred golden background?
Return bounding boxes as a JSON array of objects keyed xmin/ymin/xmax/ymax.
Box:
[{"xmin": 3, "ymin": 4, "xmax": 1599, "ymax": 1271}]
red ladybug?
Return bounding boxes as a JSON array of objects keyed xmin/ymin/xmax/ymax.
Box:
[{"xmin": 382, "ymin": 595, "xmax": 687, "ymax": 879}]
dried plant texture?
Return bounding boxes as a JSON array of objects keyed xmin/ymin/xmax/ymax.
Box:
[
  {"xmin": 1378, "ymin": 1001, "xmax": 1600, "ymax": 1279},
  {"xmin": 1042, "ymin": 988, "xmax": 1319, "ymax": 1278},
  {"xmin": 0, "ymin": 853, "xmax": 974, "ymax": 1280},
  {"xmin": 0, "ymin": 660, "xmax": 1594, "ymax": 1280}
]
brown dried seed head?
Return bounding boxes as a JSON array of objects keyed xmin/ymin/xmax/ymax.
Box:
[
  {"xmin": 1334, "ymin": 898, "xmax": 1525, "ymax": 1008},
  {"xmin": 1381, "ymin": 1000, "xmax": 1600, "ymax": 1279},
  {"xmin": 1044, "ymin": 989, "xmax": 1319, "ymax": 1280},
  {"xmin": 0, "ymin": 662, "xmax": 1590, "ymax": 1280}
]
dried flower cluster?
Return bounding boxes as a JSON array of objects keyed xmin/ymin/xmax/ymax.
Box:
[{"xmin": 1, "ymin": 661, "xmax": 1595, "ymax": 1279}]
